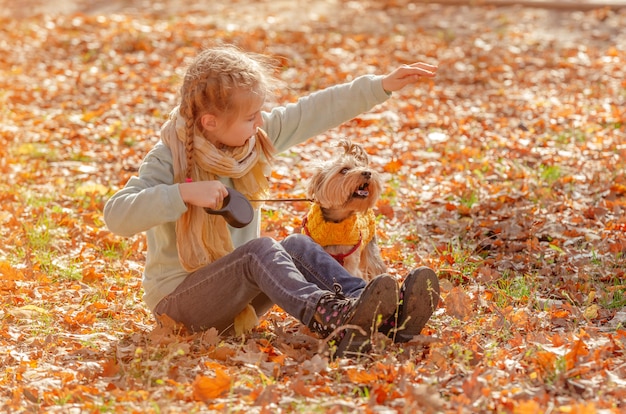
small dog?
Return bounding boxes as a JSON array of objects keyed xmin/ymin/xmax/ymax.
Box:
[{"xmin": 302, "ymin": 140, "xmax": 386, "ymax": 281}]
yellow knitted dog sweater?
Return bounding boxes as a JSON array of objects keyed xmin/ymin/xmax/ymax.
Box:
[{"xmin": 302, "ymin": 204, "xmax": 376, "ymax": 247}]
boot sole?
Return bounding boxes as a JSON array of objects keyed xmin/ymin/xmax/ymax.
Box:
[
  {"xmin": 334, "ymin": 274, "xmax": 399, "ymax": 358},
  {"xmin": 393, "ymin": 267, "xmax": 440, "ymax": 343}
]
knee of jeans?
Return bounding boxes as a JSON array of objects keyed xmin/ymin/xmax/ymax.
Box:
[
  {"xmin": 248, "ymin": 236, "xmax": 280, "ymax": 251},
  {"xmin": 281, "ymin": 233, "xmax": 311, "ymax": 252}
]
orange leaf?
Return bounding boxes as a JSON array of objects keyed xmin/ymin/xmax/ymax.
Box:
[
  {"xmin": 82, "ymin": 267, "xmax": 104, "ymax": 283},
  {"xmin": 208, "ymin": 346, "xmax": 236, "ymax": 361},
  {"xmin": 565, "ymin": 339, "xmax": 589, "ymax": 371},
  {"xmin": 551, "ymin": 333, "xmax": 565, "ymax": 347},
  {"xmin": 0, "ymin": 261, "xmax": 24, "ymax": 280},
  {"xmin": 607, "ymin": 46, "xmax": 619, "ymax": 57},
  {"xmin": 88, "ymin": 302, "xmax": 108, "ymax": 311},
  {"xmin": 346, "ymin": 368, "xmax": 378, "ymax": 384},
  {"xmin": 373, "ymin": 384, "xmax": 391, "ymax": 404},
  {"xmin": 75, "ymin": 310, "xmax": 96, "ymax": 325},
  {"xmin": 383, "ymin": 159, "xmax": 403, "ymax": 173},
  {"xmin": 99, "ymin": 359, "xmax": 120, "ymax": 377},
  {"xmin": 534, "ymin": 350, "xmax": 557, "ymax": 374},
  {"xmin": 192, "ymin": 369, "xmax": 231, "ymax": 401},
  {"xmin": 514, "ymin": 400, "xmax": 541, "ymax": 414}
]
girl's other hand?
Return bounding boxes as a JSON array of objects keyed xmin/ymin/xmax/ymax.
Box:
[
  {"xmin": 179, "ymin": 180, "xmax": 229, "ymax": 209},
  {"xmin": 381, "ymin": 62, "xmax": 438, "ymax": 93}
]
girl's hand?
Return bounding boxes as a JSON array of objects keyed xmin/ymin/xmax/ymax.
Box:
[
  {"xmin": 179, "ymin": 180, "xmax": 229, "ymax": 209},
  {"xmin": 381, "ymin": 62, "xmax": 438, "ymax": 93}
]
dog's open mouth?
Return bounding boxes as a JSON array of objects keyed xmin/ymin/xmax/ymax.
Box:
[{"xmin": 353, "ymin": 182, "xmax": 370, "ymax": 198}]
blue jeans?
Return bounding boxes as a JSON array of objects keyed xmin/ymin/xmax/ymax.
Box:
[{"xmin": 153, "ymin": 234, "xmax": 367, "ymax": 333}]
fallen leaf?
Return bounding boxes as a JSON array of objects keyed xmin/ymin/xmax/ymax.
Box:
[
  {"xmin": 192, "ymin": 368, "xmax": 231, "ymax": 401},
  {"xmin": 445, "ymin": 287, "xmax": 472, "ymax": 321}
]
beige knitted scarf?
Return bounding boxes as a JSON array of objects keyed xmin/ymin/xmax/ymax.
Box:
[{"xmin": 161, "ymin": 106, "xmax": 270, "ymax": 272}]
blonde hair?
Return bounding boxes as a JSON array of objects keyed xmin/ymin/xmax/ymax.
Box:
[
  {"xmin": 160, "ymin": 46, "xmax": 279, "ymax": 271},
  {"xmin": 178, "ymin": 45, "xmax": 277, "ymax": 181}
]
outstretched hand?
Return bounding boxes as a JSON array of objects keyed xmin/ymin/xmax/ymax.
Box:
[{"xmin": 381, "ymin": 62, "xmax": 438, "ymax": 93}]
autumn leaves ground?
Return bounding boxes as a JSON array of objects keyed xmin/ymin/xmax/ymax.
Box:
[{"xmin": 1, "ymin": 0, "xmax": 625, "ymax": 413}]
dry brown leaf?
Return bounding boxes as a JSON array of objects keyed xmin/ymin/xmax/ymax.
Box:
[{"xmin": 445, "ymin": 286, "xmax": 473, "ymax": 321}]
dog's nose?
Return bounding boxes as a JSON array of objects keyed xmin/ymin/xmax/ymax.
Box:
[{"xmin": 362, "ymin": 171, "xmax": 371, "ymax": 179}]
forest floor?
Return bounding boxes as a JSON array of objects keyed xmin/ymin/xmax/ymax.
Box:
[{"xmin": 1, "ymin": 0, "xmax": 625, "ymax": 413}]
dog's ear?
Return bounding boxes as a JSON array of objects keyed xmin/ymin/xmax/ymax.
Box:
[
  {"xmin": 337, "ymin": 139, "xmax": 351, "ymax": 155},
  {"xmin": 338, "ymin": 139, "xmax": 369, "ymax": 164},
  {"xmin": 306, "ymin": 167, "xmax": 324, "ymax": 200},
  {"xmin": 351, "ymin": 144, "xmax": 369, "ymax": 164}
]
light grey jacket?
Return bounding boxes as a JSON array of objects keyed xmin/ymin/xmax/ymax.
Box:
[{"xmin": 104, "ymin": 75, "xmax": 390, "ymax": 311}]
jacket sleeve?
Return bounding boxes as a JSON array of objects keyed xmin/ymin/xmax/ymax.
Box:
[
  {"xmin": 263, "ymin": 74, "xmax": 390, "ymax": 152},
  {"xmin": 103, "ymin": 142, "xmax": 187, "ymax": 237}
]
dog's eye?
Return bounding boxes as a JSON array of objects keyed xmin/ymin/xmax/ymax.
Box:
[{"xmin": 340, "ymin": 168, "xmax": 350, "ymax": 175}]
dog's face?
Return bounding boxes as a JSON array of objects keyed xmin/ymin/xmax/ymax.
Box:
[{"xmin": 307, "ymin": 140, "xmax": 382, "ymax": 219}]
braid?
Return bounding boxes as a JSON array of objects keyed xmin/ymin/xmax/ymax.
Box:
[
  {"xmin": 176, "ymin": 45, "xmax": 279, "ymax": 177},
  {"xmin": 179, "ymin": 99, "xmax": 196, "ymax": 181}
]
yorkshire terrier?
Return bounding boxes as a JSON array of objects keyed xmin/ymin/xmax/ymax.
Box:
[{"xmin": 302, "ymin": 140, "xmax": 386, "ymax": 281}]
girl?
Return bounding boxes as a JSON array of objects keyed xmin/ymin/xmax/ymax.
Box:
[{"xmin": 104, "ymin": 45, "xmax": 439, "ymax": 357}]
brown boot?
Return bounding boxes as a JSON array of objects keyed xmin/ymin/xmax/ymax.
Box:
[{"xmin": 380, "ymin": 267, "xmax": 440, "ymax": 343}]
